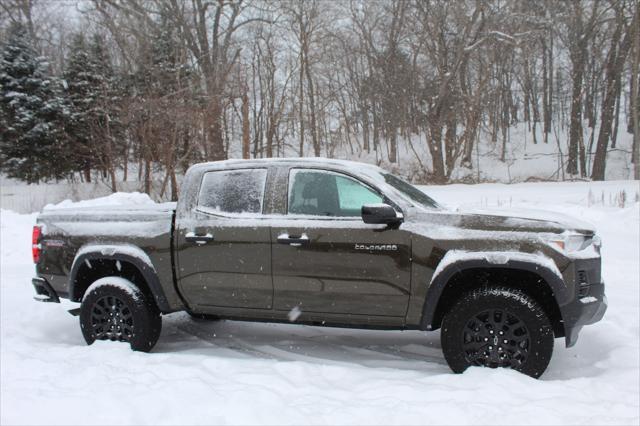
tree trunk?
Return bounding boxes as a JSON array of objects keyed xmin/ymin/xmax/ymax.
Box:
[
  {"xmin": 629, "ymin": 72, "xmax": 638, "ymax": 134},
  {"xmin": 547, "ymin": 33, "xmax": 553, "ymax": 143},
  {"xmin": 144, "ymin": 159, "xmax": 151, "ymax": 195},
  {"xmin": 444, "ymin": 113, "xmax": 456, "ymax": 172},
  {"xmin": 298, "ymin": 55, "xmax": 305, "ymax": 157},
  {"xmin": 170, "ymin": 169, "xmax": 178, "ymax": 202},
  {"xmin": 542, "ymin": 40, "xmax": 549, "ymax": 143},
  {"xmin": 109, "ymin": 167, "xmax": 117, "ymax": 193},
  {"xmin": 461, "ymin": 104, "xmax": 480, "ymax": 167},
  {"xmin": 567, "ymin": 52, "xmax": 585, "ymax": 175},
  {"xmin": 611, "ymin": 83, "xmax": 621, "ymax": 149},
  {"xmin": 632, "ymin": 19, "xmax": 640, "ymax": 179},
  {"xmin": 362, "ymin": 101, "xmax": 370, "ymax": 153},
  {"xmin": 242, "ymin": 90, "xmax": 250, "ymax": 159},
  {"xmin": 208, "ymin": 98, "xmax": 225, "ymax": 161},
  {"xmin": 592, "ymin": 13, "xmax": 633, "ymax": 180},
  {"xmin": 304, "ymin": 58, "xmax": 320, "ymax": 157},
  {"xmin": 427, "ymin": 120, "xmax": 446, "ymax": 183},
  {"xmin": 389, "ymin": 131, "xmax": 397, "ymax": 163},
  {"xmin": 123, "ymin": 140, "xmax": 129, "ymax": 181}
]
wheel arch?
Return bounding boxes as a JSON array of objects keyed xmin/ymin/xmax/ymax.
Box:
[
  {"xmin": 69, "ymin": 244, "xmax": 170, "ymax": 312},
  {"xmin": 421, "ymin": 254, "xmax": 567, "ymax": 337}
]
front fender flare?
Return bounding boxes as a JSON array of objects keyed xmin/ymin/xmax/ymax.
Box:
[
  {"xmin": 420, "ymin": 251, "xmax": 568, "ymax": 330},
  {"xmin": 68, "ymin": 243, "xmax": 170, "ymax": 312}
]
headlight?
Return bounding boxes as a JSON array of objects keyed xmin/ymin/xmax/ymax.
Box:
[{"xmin": 547, "ymin": 233, "xmax": 600, "ymax": 254}]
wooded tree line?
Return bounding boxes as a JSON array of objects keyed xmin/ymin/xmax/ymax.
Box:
[{"xmin": 1, "ymin": 0, "xmax": 638, "ymax": 199}]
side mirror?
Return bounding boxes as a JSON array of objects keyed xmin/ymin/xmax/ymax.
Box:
[{"xmin": 361, "ymin": 203, "xmax": 403, "ymax": 225}]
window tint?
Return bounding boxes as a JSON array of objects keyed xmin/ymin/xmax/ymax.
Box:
[
  {"xmin": 198, "ymin": 169, "xmax": 267, "ymax": 214},
  {"xmin": 288, "ymin": 170, "xmax": 382, "ymax": 217}
]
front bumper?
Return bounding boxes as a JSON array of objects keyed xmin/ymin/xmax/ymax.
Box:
[
  {"xmin": 563, "ymin": 283, "xmax": 607, "ymax": 347},
  {"xmin": 561, "ymin": 255, "xmax": 607, "ymax": 347}
]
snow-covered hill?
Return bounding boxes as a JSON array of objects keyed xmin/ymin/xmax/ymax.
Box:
[{"xmin": 1, "ymin": 181, "xmax": 638, "ymax": 425}]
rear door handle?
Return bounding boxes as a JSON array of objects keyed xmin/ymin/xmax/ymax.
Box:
[
  {"xmin": 185, "ymin": 231, "xmax": 214, "ymax": 245},
  {"xmin": 277, "ymin": 233, "xmax": 310, "ymax": 247}
]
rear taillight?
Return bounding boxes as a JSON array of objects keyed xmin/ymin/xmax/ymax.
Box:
[{"xmin": 32, "ymin": 226, "xmax": 41, "ymax": 263}]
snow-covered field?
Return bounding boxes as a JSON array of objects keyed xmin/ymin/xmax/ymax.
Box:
[{"xmin": 1, "ymin": 181, "xmax": 639, "ymax": 425}]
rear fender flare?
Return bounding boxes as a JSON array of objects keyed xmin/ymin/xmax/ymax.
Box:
[{"xmin": 68, "ymin": 244, "xmax": 170, "ymax": 311}]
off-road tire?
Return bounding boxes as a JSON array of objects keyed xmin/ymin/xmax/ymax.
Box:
[
  {"xmin": 441, "ymin": 286, "xmax": 554, "ymax": 378},
  {"xmin": 80, "ymin": 277, "xmax": 162, "ymax": 352}
]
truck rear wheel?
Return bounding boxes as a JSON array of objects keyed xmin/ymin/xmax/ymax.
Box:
[
  {"xmin": 441, "ymin": 286, "xmax": 554, "ymax": 378},
  {"xmin": 80, "ymin": 277, "xmax": 162, "ymax": 352}
]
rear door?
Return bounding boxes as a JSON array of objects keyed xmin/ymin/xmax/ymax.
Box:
[
  {"xmin": 271, "ymin": 168, "xmax": 411, "ymax": 318},
  {"xmin": 175, "ymin": 167, "xmax": 273, "ymax": 311}
]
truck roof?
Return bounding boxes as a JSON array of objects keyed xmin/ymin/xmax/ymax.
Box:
[{"xmin": 187, "ymin": 157, "xmax": 386, "ymax": 175}]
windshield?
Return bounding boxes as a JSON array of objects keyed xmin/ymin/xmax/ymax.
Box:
[{"xmin": 382, "ymin": 173, "xmax": 441, "ymax": 209}]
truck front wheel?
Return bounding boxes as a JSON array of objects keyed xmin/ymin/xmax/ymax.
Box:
[
  {"xmin": 441, "ymin": 286, "xmax": 554, "ymax": 378},
  {"xmin": 79, "ymin": 277, "xmax": 162, "ymax": 352}
]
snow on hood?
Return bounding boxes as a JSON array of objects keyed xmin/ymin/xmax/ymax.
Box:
[
  {"xmin": 404, "ymin": 206, "xmax": 595, "ymax": 240},
  {"xmin": 456, "ymin": 206, "xmax": 596, "ymax": 235}
]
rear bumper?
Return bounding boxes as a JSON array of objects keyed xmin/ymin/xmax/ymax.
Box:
[
  {"xmin": 32, "ymin": 277, "xmax": 60, "ymax": 303},
  {"xmin": 562, "ymin": 281, "xmax": 607, "ymax": 347}
]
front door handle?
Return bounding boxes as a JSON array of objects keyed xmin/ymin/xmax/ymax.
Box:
[
  {"xmin": 185, "ymin": 231, "xmax": 214, "ymax": 245},
  {"xmin": 277, "ymin": 233, "xmax": 310, "ymax": 247}
]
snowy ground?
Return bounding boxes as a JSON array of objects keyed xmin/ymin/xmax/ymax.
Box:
[{"xmin": 1, "ymin": 181, "xmax": 639, "ymax": 425}]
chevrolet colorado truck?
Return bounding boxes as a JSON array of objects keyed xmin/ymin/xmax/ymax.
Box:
[{"xmin": 31, "ymin": 158, "xmax": 607, "ymax": 377}]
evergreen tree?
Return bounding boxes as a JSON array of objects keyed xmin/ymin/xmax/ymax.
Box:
[
  {"xmin": 63, "ymin": 33, "xmax": 93, "ymax": 180},
  {"xmin": 0, "ymin": 22, "xmax": 71, "ymax": 183},
  {"xmin": 64, "ymin": 33, "xmax": 123, "ymax": 186},
  {"xmin": 150, "ymin": 15, "xmax": 180, "ymax": 94}
]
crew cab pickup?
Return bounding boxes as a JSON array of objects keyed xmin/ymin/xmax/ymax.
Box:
[{"xmin": 32, "ymin": 158, "xmax": 607, "ymax": 377}]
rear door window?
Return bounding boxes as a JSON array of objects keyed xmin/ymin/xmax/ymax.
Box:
[{"xmin": 198, "ymin": 169, "xmax": 267, "ymax": 215}]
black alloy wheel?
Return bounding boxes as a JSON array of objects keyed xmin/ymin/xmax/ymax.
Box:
[
  {"xmin": 441, "ymin": 286, "xmax": 554, "ymax": 378},
  {"xmin": 462, "ymin": 308, "xmax": 530, "ymax": 369},
  {"xmin": 80, "ymin": 277, "xmax": 162, "ymax": 352},
  {"xmin": 90, "ymin": 294, "xmax": 135, "ymax": 342}
]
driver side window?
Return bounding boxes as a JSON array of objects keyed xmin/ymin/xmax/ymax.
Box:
[{"xmin": 288, "ymin": 169, "xmax": 383, "ymax": 217}]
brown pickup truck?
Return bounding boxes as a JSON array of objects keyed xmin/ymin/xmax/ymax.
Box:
[{"xmin": 31, "ymin": 158, "xmax": 607, "ymax": 377}]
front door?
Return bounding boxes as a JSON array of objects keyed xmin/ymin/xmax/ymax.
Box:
[
  {"xmin": 175, "ymin": 168, "xmax": 273, "ymax": 311},
  {"xmin": 272, "ymin": 168, "xmax": 411, "ymax": 317}
]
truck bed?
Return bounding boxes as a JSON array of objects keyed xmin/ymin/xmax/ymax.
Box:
[{"xmin": 36, "ymin": 202, "xmax": 181, "ymax": 311}]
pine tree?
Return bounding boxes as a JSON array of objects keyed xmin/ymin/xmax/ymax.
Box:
[
  {"xmin": 150, "ymin": 16, "xmax": 180, "ymax": 94},
  {"xmin": 63, "ymin": 33, "xmax": 94, "ymax": 181},
  {"xmin": 0, "ymin": 22, "xmax": 71, "ymax": 183},
  {"xmin": 64, "ymin": 33, "xmax": 123, "ymax": 187}
]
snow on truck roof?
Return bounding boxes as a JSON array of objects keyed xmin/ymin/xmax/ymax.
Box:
[{"xmin": 189, "ymin": 157, "xmax": 386, "ymax": 174}]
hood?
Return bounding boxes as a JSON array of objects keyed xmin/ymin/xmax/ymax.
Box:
[{"xmin": 408, "ymin": 206, "xmax": 596, "ymax": 236}]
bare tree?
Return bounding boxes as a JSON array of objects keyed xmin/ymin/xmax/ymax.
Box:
[{"xmin": 592, "ymin": 0, "xmax": 637, "ymax": 180}]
